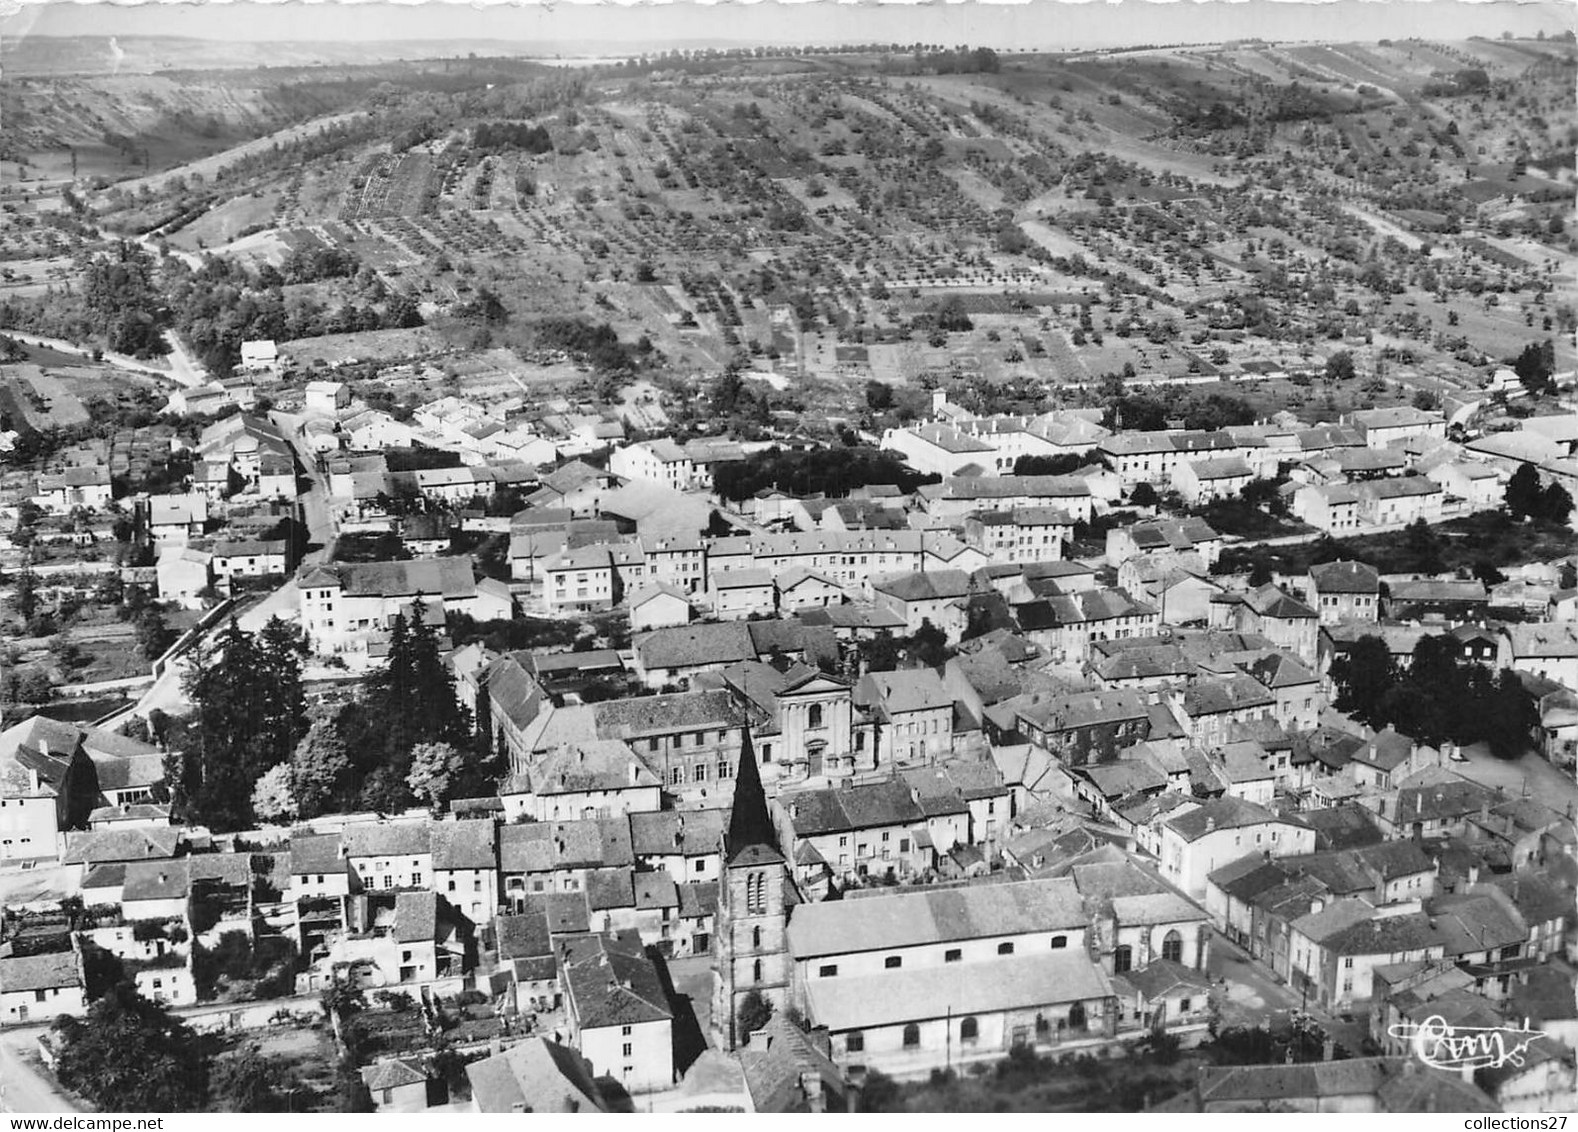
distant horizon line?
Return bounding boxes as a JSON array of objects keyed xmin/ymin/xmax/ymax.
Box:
[{"xmin": 2, "ymin": 30, "xmax": 1534, "ymax": 50}]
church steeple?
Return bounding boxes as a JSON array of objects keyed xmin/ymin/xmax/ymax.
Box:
[
  {"xmin": 724, "ymin": 728, "xmax": 781, "ymax": 864},
  {"xmin": 712, "ymin": 727, "xmax": 790, "ymax": 1050}
]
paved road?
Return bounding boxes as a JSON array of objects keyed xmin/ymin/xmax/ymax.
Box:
[
  {"xmin": 1449, "ymin": 740, "xmax": 1578, "ymax": 812},
  {"xmin": 0, "ymin": 330, "xmax": 188, "ymax": 386},
  {"xmin": 1206, "ymin": 933, "xmax": 1303, "ymax": 1028},
  {"xmin": 158, "ymin": 329, "xmax": 207, "ymax": 388},
  {"xmin": 269, "ymin": 411, "xmax": 339, "ymax": 561},
  {"xmin": 0, "ymin": 1026, "xmax": 82, "ymax": 1113}
]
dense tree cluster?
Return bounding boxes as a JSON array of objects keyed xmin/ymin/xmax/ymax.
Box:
[
  {"xmin": 168, "ymin": 254, "xmax": 421, "ymax": 376},
  {"xmin": 54, "ymin": 984, "xmax": 211, "ymax": 1111},
  {"xmin": 0, "ymin": 244, "xmax": 169, "ymax": 358},
  {"xmin": 472, "ymin": 121, "xmax": 554, "ymax": 154},
  {"xmin": 168, "ymin": 618, "xmax": 308, "ymax": 831},
  {"xmin": 1510, "ymin": 338, "xmax": 1558, "ymax": 394},
  {"xmin": 0, "ymin": 241, "xmax": 421, "ymax": 377},
  {"xmin": 292, "ymin": 605, "xmax": 485, "ymax": 817},
  {"xmin": 1506, "ymin": 463, "xmax": 1573, "ymax": 523},
  {"xmin": 530, "ymin": 316, "xmax": 644, "ymax": 374},
  {"xmin": 1331, "ymin": 634, "xmax": 1538, "ymax": 759},
  {"xmin": 1101, "ymin": 389, "xmax": 1258, "ymax": 432},
  {"xmin": 713, "ymin": 445, "xmax": 939, "ymax": 502}
]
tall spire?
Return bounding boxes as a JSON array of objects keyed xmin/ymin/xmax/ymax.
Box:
[{"xmin": 724, "ymin": 728, "xmax": 779, "ymax": 863}]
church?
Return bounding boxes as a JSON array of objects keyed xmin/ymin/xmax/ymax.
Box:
[{"xmin": 709, "ymin": 735, "xmax": 1212, "ymax": 1076}]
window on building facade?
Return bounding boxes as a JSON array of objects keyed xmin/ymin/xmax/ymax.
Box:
[
  {"xmin": 1114, "ymin": 945, "xmax": 1132, "ymax": 974},
  {"xmin": 884, "ymin": 955, "xmax": 902, "ymax": 969},
  {"xmin": 960, "ymin": 1016, "xmax": 979, "ymax": 1043},
  {"xmin": 1050, "ymin": 935, "xmax": 1067, "ymax": 949},
  {"xmin": 1161, "ymin": 930, "xmax": 1183, "ymax": 964},
  {"xmin": 902, "ymin": 1024, "xmax": 921, "ymax": 1048}
]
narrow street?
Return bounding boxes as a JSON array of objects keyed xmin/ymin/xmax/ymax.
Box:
[{"xmin": 0, "ymin": 1026, "xmax": 82, "ymax": 1113}]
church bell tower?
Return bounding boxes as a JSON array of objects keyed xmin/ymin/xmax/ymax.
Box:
[{"xmin": 710, "ymin": 729, "xmax": 790, "ymax": 1050}]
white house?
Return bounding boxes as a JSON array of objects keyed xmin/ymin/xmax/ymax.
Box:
[
  {"xmin": 629, "ymin": 582, "xmax": 693, "ymax": 632},
  {"xmin": 305, "ymin": 380, "xmax": 351, "ymax": 414},
  {"xmin": 711, "ymin": 569, "xmax": 777, "ymax": 621},
  {"xmin": 240, "ymin": 339, "xmax": 279, "ymax": 374},
  {"xmin": 609, "ymin": 439, "xmax": 696, "ymax": 492},
  {"xmin": 1172, "ymin": 457, "xmax": 1255, "ymax": 505},
  {"xmin": 1158, "ymin": 796, "xmax": 1318, "ymax": 900},
  {"xmin": 0, "ymin": 950, "xmax": 86, "ymax": 1025}
]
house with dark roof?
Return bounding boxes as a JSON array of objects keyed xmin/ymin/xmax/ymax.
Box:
[
  {"xmin": 559, "ymin": 930, "xmax": 674, "ymax": 1094},
  {"xmin": 1013, "ymin": 587, "xmax": 1160, "ymax": 666},
  {"xmin": 361, "ymin": 1058, "xmax": 431, "ymax": 1112},
  {"xmin": 1105, "ymin": 517, "xmax": 1223, "ymax": 570},
  {"xmin": 994, "ymin": 687, "xmax": 1153, "ymax": 768},
  {"xmin": 517, "ymin": 690, "xmax": 750, "ymax": 805},
  {"xmin": 1111, "ymin": 959, "xmax": 1215, "ymax": 1043},
  {"xmin": 1171, "ymin": 673, "xmax": 1277, "ymax": 750},
  {"xmin": 1291, "ymin": 904, "xmax": 1447, "ymax": 1011},
  {"xmin": 496, "ymin": 896, "xmax": 573, "ymax": 1012},
  {"xmin": 344, "ymin": 819, "xmax": 433, "ymax": 894},
  {"xmin": 631, "ymin": 619, "xmax": 836, "ymax": 691},
  {"xmin": 1299, "ymin": 803, "xmax": 1386, "ymax": 852},
  {"xmin": 0, "ymin": 947, "xmax": 86, "ymax": 1025},
  {"xmin": 466, "ymin": 1037, "xmax": 609, "ymax": 1113},
  {"xmin": 629, "ymin": 808, "xmax": 727, "ymax": 883},
  {"xmin": 1307, "ymin": 560, "xmax": 1381, "ymax": 625},
  {"xmin": 871, "ymin": 569, "xmax": 972, "ymax": 642},
  {"xmin": 296, "ymin": 555, "xmax": 509, "ymax": 654},
  {"xmin": 430, "ymin": 819, "xmax": 498, "ymax": 927},
  {"xmin": 1347, "ymin": 726, "xmax": 1445, "ymax": 791},
  {"xmin": 499, "ymin": 740, "xmax": 661, "ymax": 825},
  {"xmin": 332, "ymin": 889, "xmax": 466, "ymax": 986},
  {"xmin": 498, "ymin": 818, "xmax": 635, "ymax": 908},
  {"xmin": 780, "ymin": 779, "xmax": 928, "ymax": 883},
  {"xmin": 1213, "ymin": 583, "xmax": 1319, "ymax": 665},
  {"xmin": 1173, "ymin": 456, "xmax": 1255, "ymax": 505},
  {"xmin": 1374, "ymin": 777, "xmax": 1498, "ymax": 840},
  {"xmin": 1385, "ymin": 578, "xmax": 1489, "ymax": 624},
  {"xmin": 1179, "ymin": 1056, "xmax": 1497, "ymax": 1112}
]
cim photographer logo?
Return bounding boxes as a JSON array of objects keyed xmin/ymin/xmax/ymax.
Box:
[{"xmin": 1387, "ymin": 1015, "xmax": 1549, "ymax": 1072}]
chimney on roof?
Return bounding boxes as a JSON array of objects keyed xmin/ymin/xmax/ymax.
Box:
[{"xmin": 1205, "ymin": 817, "xmax": 1215, "ymax": 833}]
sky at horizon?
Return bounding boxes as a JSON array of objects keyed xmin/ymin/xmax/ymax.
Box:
[{"xmin": 2, "ymin": 0, "xmax": 1571, "ymax": 52}]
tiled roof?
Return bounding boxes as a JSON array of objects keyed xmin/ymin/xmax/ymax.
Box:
[
  {"xmin": 345, "ymin": 820, "xmax": 431, "ymax": 860},
  {"xmin": 1309, "ymin": 559, "xmax": 1381, "ymax": 594},
  {"xmin": 786, "ymin": 876, "xmax": 1087, "ymax": 958},
  {"xmin": 431, "ymin": 820, "xmax": 496, "ymax": 871},
  {"xmin": 560, "ymin": 932, "xmax": 672, "ymax": 1029},
  {"xmin": 782, "ymin": 778, "xmax": 925, "ymax": 837},
  {"xmin": 804, "ymin": 950, "xmax": 1111, "ymax": 1031},
  {"xmin": 394, "ymin": 890, "xmax": 439, "ymax": 943},
  {"xmin": 0, "ymin": 950, "xmax": 81, "ymax": 993},
  {"xmin": 465, "ymin": 1037, "xmax": 606, "ymax": 1114},
  {"xmin": 1166, "ymin": 797, "xmax": 1291, "ymax": 842}
]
